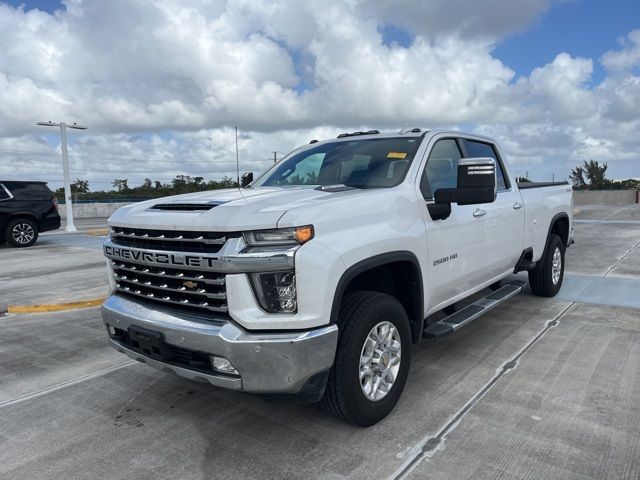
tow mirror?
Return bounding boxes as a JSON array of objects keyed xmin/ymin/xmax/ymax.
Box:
[
  {"xmin": 434, "ymin": 158, "xmax": 497, "ymax": 206},
  {"xmin": 241, "ymin": 171, "xmax": 254, "ymax": 188}
]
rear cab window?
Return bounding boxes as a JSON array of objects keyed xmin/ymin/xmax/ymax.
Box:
[{"xmin": 460, "ymin": 139, "xmax": 510, "ymax": 190}]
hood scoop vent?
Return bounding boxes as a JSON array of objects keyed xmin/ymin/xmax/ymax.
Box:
[{"xmin": 150, "ymin": 203, "xmax": 220, "ymax": 212}]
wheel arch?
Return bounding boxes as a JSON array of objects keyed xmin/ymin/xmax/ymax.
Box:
[
  {"xmin": 330, "ymin": 251, "xmax": 424, "ymax": 343},
  {"xmin": 547, "ymin": 212, "xmax": 570, "ymax": 250}
]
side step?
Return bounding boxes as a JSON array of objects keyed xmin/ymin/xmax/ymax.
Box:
[{"xmin": 423, "ymin": 283, "xmax": 523, "ymax": 340}]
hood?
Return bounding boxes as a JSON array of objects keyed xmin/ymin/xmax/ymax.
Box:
[{"xmin": 108, "ymin": 186, "xmax": 364, "ymax": 231}]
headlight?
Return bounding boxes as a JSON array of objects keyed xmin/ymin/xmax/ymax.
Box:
[
  {"xmin": 250, "ymin": 271, "xmax": 297, "ymax": 313},
  {"xmin": 243, "ymin": 226, "xmax": 314, "ymax": 247}
]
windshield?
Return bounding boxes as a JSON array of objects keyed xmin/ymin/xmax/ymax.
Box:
[{"xmin": 254, "ymin": 137, "xmax": 422, "ymax": 189}]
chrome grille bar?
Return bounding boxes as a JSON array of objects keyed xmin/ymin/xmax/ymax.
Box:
[
  {"xmin": 115, "ymin": 283, "xmax": 229, "ymax": 314},
  {"xmin": 114, "ymin": 274, "xmax": 226, "ymax": 300}
]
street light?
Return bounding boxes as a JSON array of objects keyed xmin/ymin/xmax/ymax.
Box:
[{"xmin": 36, "ymin": 121, "xmax": 87, "ymax": 232}]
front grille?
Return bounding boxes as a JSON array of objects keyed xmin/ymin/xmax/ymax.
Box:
[
  {"xmin": 111, "ymin": 260, "xmax": 228, "ymax": 315},
  {"xmin": 110, "ymin": 226, "xmax": 235, "ymax": 253}
]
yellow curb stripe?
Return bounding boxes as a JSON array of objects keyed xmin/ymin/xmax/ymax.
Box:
[{"xmin": 7, "ymin": 297, "xmax": 106, "ymax": 314}]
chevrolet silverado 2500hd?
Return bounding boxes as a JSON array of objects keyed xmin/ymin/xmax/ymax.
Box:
[{"xmin": 102, "ymin": 129, "xmax": 573, "ymax": 426}]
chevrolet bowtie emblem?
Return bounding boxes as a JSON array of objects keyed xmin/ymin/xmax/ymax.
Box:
[{"xmin": 183, "ymin": 280, "xmax": 198, "ymax": 289}]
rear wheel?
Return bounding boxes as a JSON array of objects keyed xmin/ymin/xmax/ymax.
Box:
[
  {"xmin": 321, "ymin": 291, "xmax": 411, "ymax": 426},
  {"xmin": 528, "ymin": 234, "xmax": 564, "ymax": 297},
  {"xmin": 5, "ymin": 218, "xmax": 39, "ymax": 248}
]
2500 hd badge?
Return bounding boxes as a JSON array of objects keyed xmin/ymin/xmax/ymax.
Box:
[{"xmin": 433, "ymin": 253, "xmax": 458, "ymax": 266}]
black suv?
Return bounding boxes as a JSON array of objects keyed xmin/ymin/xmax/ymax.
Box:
[{"xmin": 0, "ymin": 181, "xmax": 61, "ymax": 247}]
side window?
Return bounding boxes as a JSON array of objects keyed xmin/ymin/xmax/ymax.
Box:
[
  {"xmin": 420, "ymin": 139, "xmax": 462, "ymax": 198},
  {"xmin": 0, "ymin": 184, "xmax": 11, "ymax": 201},
  {"xmin": 461, "ymin": 139, "xmax": 509, "ymax": 190},
  {"xmin": 6, "ymin": 182, "xmax": 51, "ymax": 198}
]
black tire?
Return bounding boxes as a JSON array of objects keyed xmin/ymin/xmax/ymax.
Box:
[
  {"xmin": 321, "ymin": 291, "xmax": 412, "ymax": 426},
  {"xmin": 5, "ymin": 218, "xmax": 39, "ymax": 248},
  {"xmin": 528, "ymin": 234, "xmax": 564, "ymax": 297}
]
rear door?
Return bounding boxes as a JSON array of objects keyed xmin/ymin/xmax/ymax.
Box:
[
  {"xmin": 420, "ymin": 137, "xmax": 491, "ymax": 309},
  {"xmin": 459, "ymin": 139, "xmax": 525, "ymax": 278}
]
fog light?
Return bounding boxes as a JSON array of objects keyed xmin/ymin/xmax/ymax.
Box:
[
  {"xmin": 250, "ymin": 271, "xmax": 297, "ymax": 313},
  {"xmin": 211, "ymin": 356, "xmax": 239, "ymax": 375},
  {"xmin": 108, "ymin": 325, "xmax": 116, "ymax": 336}
]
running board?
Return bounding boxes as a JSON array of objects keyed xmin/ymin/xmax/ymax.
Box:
[{"xmin": 423, "ymin": 283, "xmax": 523, "ymax": 340}]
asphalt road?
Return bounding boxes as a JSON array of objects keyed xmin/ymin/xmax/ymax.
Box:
[{"xmin": 1, "ymin": 206, "xmax": 639, "ymax": 480}]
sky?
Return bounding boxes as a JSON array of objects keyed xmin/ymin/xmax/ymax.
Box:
[{"xmin": 0, "ymin": 0, "xmax": 638, "ymax": 190}]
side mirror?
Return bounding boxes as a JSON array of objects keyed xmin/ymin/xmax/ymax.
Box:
[
  {"xmin": 434, "ymin": 158, "xmax": 497, "ymax": 206},
  {"xmin": 241, "ymin": 171, "xmax": 254, "ymax": 188}
]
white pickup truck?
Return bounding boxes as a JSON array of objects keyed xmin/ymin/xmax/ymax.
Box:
[{"xmin": 102, "ymin": 129, "xmax": 573, "ymax": 426}]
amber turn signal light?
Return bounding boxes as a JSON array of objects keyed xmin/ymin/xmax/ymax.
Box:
[{"xmin": 294, "ymin": 225, "xmax": 314, "ymax": 243}]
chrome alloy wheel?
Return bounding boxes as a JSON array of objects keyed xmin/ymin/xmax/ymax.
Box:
[
  {"xmin": 551, "ymin": 247, "xmax": 562, "ymax": 285},
  {"xmin": 359, "ymin": 321, "xmax": 402, "ymax": 401},
  {"xmin": 12, "ymin": 223, "xmax": 35, "ymax": 245}
]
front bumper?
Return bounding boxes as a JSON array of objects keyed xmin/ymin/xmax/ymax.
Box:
[{"xmin": 101, "ymin": 295, "xmax": 338, "ymax": 396}]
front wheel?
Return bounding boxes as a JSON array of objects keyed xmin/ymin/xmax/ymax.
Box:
[
  {"xmin": 321, "ymin": 291, "xmax": 411, "ymax": 426},
  {"xmin": 5, "ymin": 218, "xmax": 39, "ymax": 248},
  {"xmin": 528, "ymin": 234, "xmax": 565, "ymax": 297}
]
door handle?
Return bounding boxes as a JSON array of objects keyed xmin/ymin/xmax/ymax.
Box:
[
  {"xmin": 473, "ymin": 208, "xmax": 487, "ymax": 217},
  {"xmin": 513, "ymin": 202, "xmax": 524, "ymax": 210}
]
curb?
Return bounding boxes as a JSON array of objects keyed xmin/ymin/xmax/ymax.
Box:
[
  {"xmin": 7, "ymin": 298, "xmax": 106, "ymax": 314},
  {"xmin": 84, "ymin": 228, "xmax": 109, "ymax": 236}
]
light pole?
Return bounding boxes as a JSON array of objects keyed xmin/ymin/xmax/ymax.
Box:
[{"xmin": 36, "ymin": 121, "xmax": 87, "ymax": 232}]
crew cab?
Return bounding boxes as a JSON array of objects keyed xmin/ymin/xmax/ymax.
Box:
[
  {"xmin": 0, "ymin": 181, "xmax": 61, "ymax": 248},
  {"xmin": 101, "ymin": 129, "xmax": 573, "ymax": 426}
]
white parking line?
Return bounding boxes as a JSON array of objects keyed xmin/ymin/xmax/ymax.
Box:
[{"xmin": 0, "ymin": 361, "xmax": 136, "ymax": 409}]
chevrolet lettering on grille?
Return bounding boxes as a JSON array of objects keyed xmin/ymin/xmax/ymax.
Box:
[{"xmin": 104, "ymin": 244, "xmax": 220, "ymax": 270}]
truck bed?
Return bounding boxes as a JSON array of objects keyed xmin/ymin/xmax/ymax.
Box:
[
  {"xmin": 518, "ymin": 182, "xmax": 573, "ymax": 262},
  {"xmin": 517, "ymin": 181, "xmax": 569, "ymax": 189}
]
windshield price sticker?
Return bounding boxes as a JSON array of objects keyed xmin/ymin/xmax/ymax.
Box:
[{"xmin": 387, "ymin": 152, "xmax": 407, "ymax": 159}]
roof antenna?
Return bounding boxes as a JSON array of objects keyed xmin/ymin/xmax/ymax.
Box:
[
  {"xmin": 235, "ymin": 126, "xmax": 246, "ymax": 200},
  {"xmin": 235, "ymin": 126, "xmax": 240, "ymax": 186}
]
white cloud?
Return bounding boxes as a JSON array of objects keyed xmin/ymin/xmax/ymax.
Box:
[
  {"xmin": 0, "ymin": 0, "xmax": 638, "ymax": 185},
  {"xmin": 601, "ymin": 29, "xmax": 640, "ymax": 71}
]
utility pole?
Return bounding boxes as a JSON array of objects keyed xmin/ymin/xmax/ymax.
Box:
[
  {"xmin": 36, "ymin": 121, "xmax": 87, "ymax": 232},
  {"xmin": 273, "ymin": 151, "xmax": 278, "ymax": 164}
]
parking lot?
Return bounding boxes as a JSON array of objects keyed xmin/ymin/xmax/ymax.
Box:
[{"xmin": 1, "ymin": 205, "xmax": 639, "ymax": 480}]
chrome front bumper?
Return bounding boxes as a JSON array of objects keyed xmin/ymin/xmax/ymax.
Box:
[{"xmin": 101, "ymin": 295, "xmax": 338, "ymax": 395}]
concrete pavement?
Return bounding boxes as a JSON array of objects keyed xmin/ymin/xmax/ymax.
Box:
[{"xmin": 0, "ymin": 205, "xmax": 639, "ymax": 480}]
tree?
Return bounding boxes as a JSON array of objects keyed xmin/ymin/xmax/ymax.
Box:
[
  {"xmin": 569, "ymin": 160, "xmax": 609, "ymax": 189},
  {"xmin": 112, "ymin": 178, "xmax": 129, "ymax": 192},
  {"xmin": 71, "ymin": 178, "xmax": 90, "ymax": 194},
  {"xmin": 583, "ymin": 160, "xmax": 608, "ymax": 189},
  {"xmin": 515, "ymin": 176, "xmax": 531, "ymax": 183},
  {"xmin": 569, "ymin": 165, "xmax": 587, "ymax": 189}
]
